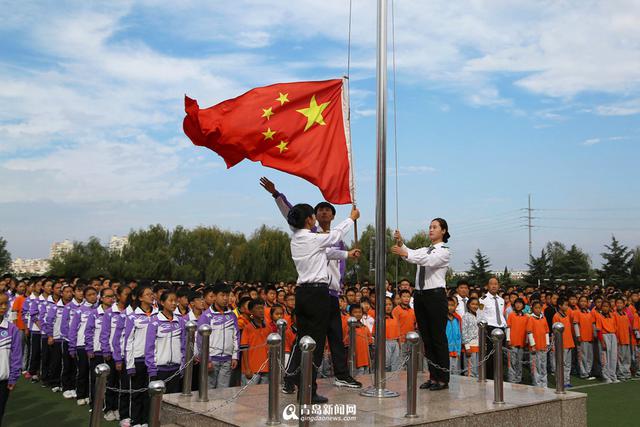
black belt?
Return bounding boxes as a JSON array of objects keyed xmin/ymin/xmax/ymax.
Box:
[
  {"xmin": 298, "ymin": 282, "xmax": 329, "ymax": 288},
  {"xmin": 413, "ymin": 287, "xmax": 445, "ymax": 293}
]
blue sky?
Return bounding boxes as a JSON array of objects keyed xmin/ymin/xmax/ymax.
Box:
[{"xmin": 1, "ymin": 0, "xmax": 639, "ymax": 271}]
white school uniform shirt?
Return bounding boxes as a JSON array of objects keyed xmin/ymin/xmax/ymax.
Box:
[
  {"xmin": 478, "ymin": 293, "xmax": 506, "ymax": 327},
  {"xmin": 455, "ymin": 295, "xmax": 469, "ymax": 316},
  {"xmin": 401, "ymin": 241, "xmax": 450, "ymax": 290},
  {"xmin": 290, "ymin": 218, "xmax": 353, "ymax": 284}
]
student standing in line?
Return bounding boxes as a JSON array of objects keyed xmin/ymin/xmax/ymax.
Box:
[
  {"xmin": 68, "ymin": 285, "xmax": 98, "ymax": 407},
  {"xmin": 613, "ymin": 297, "xmax": 632, "ymax": 380},
  {"xmin": 110, "ymin": 285, "xmax": 133, "ymax": 425},
  {"xmin": 445, "ymin": 297, "xmax": 462, "ymax": 375},
  {"xmin": 0, "ymin": 292, "xmax": 22, "ymax": 426},
  {"xmin": 506, "ymin": 298, "xmax": 528, "ymax": 384},
  {"xmin": 26, "ymin": 280, "xmax": 43, "ymax": 382},
  {"xmin": 461, "ymin": 297, "xmax": 480, "ymax": 378},
  {"xmin": 574, "ymin": 296, "xmax": 596, "ymax": 380},
  {"xmin": 145, "ymin": 291, "xmax": 185, "ymax": 394},
  {"xmin": 527, "ymin": 301, "xmax": 550, "ymax": 388},
  {"xmin": 595, "ymin": 300, "xmax": 619, "ymax": 384},
  {"xmin": 86, "ymin": 287, "xmax": 117, "ymax": 420},
  {"xmin": 124, "ymin": 285, "xmax": 157, "ymax": 427}
]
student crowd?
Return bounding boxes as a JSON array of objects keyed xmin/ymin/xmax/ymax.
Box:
[{"xmin": 1, "ymin": 274, "xmax": 639, "ymax": 427}]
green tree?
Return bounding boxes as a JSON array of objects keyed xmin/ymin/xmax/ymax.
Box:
[
  {"xmin": 48, "ymin": 237, "xmax": 110, "ymax": 278},
  {"xmin": 467, "ymin": 249, "xmax": 491, "ymax": 286},
  {"xmin": 499, "ymin": 266, "xmax": 512, "ymax": 286},
  {"xmin": 121, "ymin": 225, "xmax": 173, "ymax": 280},
  {"xmin": 0, "ymin": 237, "xmax": 10, "ymax": 273},
  {"xmin": 526, "ymin": 249, "xmax": 550, "ymax": 283},
  {"xmin": 599, "ymin": 235, "xmax": 632, "ymax": 286}
]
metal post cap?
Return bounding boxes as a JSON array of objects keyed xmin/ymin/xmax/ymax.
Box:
[
  {"xmin": 185, "ymin": 320, "xmax": 197, "ymax": 331},
  {"xmin": 300, "ymin": 335, "xmax": 316, "ymax": 352},
  {"xmin": 405, "ymin": 331, "xmax": 419, "ymax": 344},
  {"xmin": 478, "ymin": 320, "xmax": 488, "ymax": 327},
  {"xmin": 276, "ymin": 318, "xmax": 288, "ymax": 327},
  {"xmin": 267, "ymin": 332, "xmax": 282, "ymax": 346},
  {"xmin": 552, "ymin": 322, "xmax": 565, "ymax": 332},
  {"xmin": 347, "ymin": 316, "xmax": 359, "ymax": 325},
  {"xmin": 198, "ymin": 324, "xmax": 212, "ymax": 335},
  {"xmin": 148, "ymin": 380, "xmax": 166, "ymax": 394},
  {"xmin": 491, "ymin": 328, "xmax": 505, "ymax": 341},
  {"xmin": 95, "ymin": 363, "xmax": 111, "ymax": 376}
]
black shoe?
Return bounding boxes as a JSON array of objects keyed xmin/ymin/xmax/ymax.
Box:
[
  {"xmin": 334, "ymin": 375, "xmax": 362, "ymax": 389},
  {"xmin": 282, "ymin": 382, "xmax": 296, "ymax": 394},
  {"xmin": 429, "ymin": 382, "xmax": 448, "ymax": 391},
  {"xmin": 419, "ymin": 380, "xmax": 434, "ymax": 389},
  {"xmin": 311, "ymin": 394, "xmax": 329, "ymax": 404}
]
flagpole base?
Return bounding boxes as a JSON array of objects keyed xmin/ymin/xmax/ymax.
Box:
[{"xmin": 359, "ymin": 387, "xmax": 400, "ymax": 398}]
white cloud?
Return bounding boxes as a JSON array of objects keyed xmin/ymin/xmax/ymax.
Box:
[
  {"xmin": 583, "ymin": 138, "xmax": 601, "ymax": 146},
  {"xmin": 595, "ymin": 98, "xmax": 640, "ymax": 116},
  {"xmin": 581, "ymin": 136, "xmax": 629, "ymax": 146}
]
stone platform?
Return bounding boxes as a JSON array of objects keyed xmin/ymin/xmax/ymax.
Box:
[{"xmin": 160, "ymin": 373, "xmax": 586, "ymax": 426}]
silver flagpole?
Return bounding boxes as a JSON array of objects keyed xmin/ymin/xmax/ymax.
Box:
[{"xmin": 361, "ymin": 0, "xmax": 398, "ymax": 398}]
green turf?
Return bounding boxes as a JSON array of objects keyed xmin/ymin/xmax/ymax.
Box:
[{"xmin": 5, "ymin": 378, "xmax": 119, "ymax": 427}]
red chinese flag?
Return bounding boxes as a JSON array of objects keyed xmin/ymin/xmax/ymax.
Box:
[{"xmin": 183, "ymin": 79, "xmax": 353, "ymax": 204}]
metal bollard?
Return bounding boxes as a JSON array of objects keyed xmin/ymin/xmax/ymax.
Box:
[
  {"xmin": 417, "ymin": 335, "xmax": 425, "ymax": 372},
  {"xmin": 181, "ymin": 320, "xmax": 197, "ymax": 396},
  {"xmin": 298, "ymin": 336, "xmax": 316, "ymax": 427},
  {"xmin": 478, "ymin": 320, "xmax": 488, "ymax": 382},
  {"xmin": 405, "ymin": 332, "xmax": 420, "ymax": 418},
  {"xmin": 491, "ymin": 328, "xmax": 505, "ymax": 404},
  {"xmin": 89, "ymin": 363, "xmax": 110, "ymax": 427},
  {"xmin": 276, "ymin": 318, "xmax": 287, "ymax": 382},
  {"xmin": 553, "ymin": 322, "xmax": 566, "ymax": 394},
  {"xmin": 148, "ymin": 380, "xmax": 165, "ymax": 427},
  {"xmin": 198, "ymin": 324, "xmax": 212, "ymax": 402},
  {"xmin": 267, "ymin": 333, "xmax": 282, "ymax": 425},
  {"xmin": 347, "ymin": 317, "xmax": 358, "ymax": 378}
]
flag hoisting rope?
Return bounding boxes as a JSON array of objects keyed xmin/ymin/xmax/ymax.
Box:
[{"xmin": 345, "ymin": 0, "xmax": 359, "ymax": 247}]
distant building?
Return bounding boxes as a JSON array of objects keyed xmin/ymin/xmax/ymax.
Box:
[
  {"xmin": 11, "ymin": 258, "xmax": 50, "ymax": 275},
  {"xmin": 50, "ymin": 239, "xmax": 74, "ymax": 259},
  {"xmin": 109, "ymin": 235, "xmax": 128, "ymax": 253}
]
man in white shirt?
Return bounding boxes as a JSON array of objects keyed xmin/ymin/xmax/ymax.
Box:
[
  {"xmin": 455, "ymin": 280, "xmax": 470, "ymax": 317},
  {"xmin": 478, "ymin": 277, "xmax": 506, "ymax": 380}
]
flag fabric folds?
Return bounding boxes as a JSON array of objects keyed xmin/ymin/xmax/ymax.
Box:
[{"xmin": 183, "ymin": 79, "xmax": 353, "ymax": 204}]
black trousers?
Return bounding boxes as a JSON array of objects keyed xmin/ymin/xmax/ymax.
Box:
[
  {"xmin": 76, "ymin": 348, "xmax": 90, "ymax": 399},
  {"xmin": 153, "ymin": 369, "xmax": 181, "ymax": 394},
  {"xmin": 0, "ymin": 380, "xmax": 9, "ymax": 427},
  {"xmin": 61, "ymin": 341, "xmax": 76, "ymax": 391},
  {"xmin": 27, "ymin": 332, "xmax": 41, "ymax": 376},
  {"xmin": 117, "ymin": 369, "xmax": 131, "ymax": 420},
  {"xmin": 485, "ymin": 326, "xmax": 505, "ymax": 380},
  {"xmin": 40, "ymin": 336, "xmax": 50, "ymax": 384},
  {"xmin": 104, "ymin": 358, "xmax": 118, "ymax": 412},
  {"xmin": 327, "ymin": 295, "xmax": 348, "ymax": 378},
  {"xmin": 130, "ymin": 360, "xmax": 150, "ymax": 425},
  {"xmin": 192, "ymin": 361, "xmax": 201, "ymax": 391},
  {"xmin": 48, "ymin": 341, "xmax": 63, "ymax": 388},
  {"xmin": 414, "ymin": 288, "xmax": 450, "ymax": 384},
  {"xmin": 89, "ymin": 355, "xmax": 117, "ymax": 411},
  {"xmin": 285, "ymin": 285, "xmax": 331, "ymax": 394}
]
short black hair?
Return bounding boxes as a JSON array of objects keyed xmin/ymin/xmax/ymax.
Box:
[
  {"xmin": 212, "ymin": 282, "xmax": 231, "ymax": 294},
  {"xmin": 248, "ymin": 299, "xmax": 265, "ymax": 311},
  {"xmin": 348, "ymin": 303, "xmax": 362, "ymax": 314},
  {"xmin": 287, "ymin": 203, "xmax": 315, "ymax": 229},
  {"xmin": 314, "ymin": 201, "xmax": 336, "ymax": 216},
  {"xmin": 456, "ymin": 279, "xmax": 470, "ymax": 288},
  {"xmin": 188, "ymin": 291, "xmax": 203, "ymax": 303}
]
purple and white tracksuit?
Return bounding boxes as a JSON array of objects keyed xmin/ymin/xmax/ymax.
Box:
[
  {"xmin": 0, "ymin": 318, "xmax": 22, "ymax": 423},
  {"xmin": 44, "ymin": 298, "xmax": 66, "ymax": 388},
  {"xmin": 144, "ymin": 312, "xmax": 185, "ymax": 384},
  {"xmin": 68, "ymin": 301, "xmax": 94, "ymax": 400},
  {"xmin": 196, "ymin": 307, "xmax": 239, "ymax": 389}
]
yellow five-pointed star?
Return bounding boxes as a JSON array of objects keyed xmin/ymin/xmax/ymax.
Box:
[
  {"xmin": 296, "ymin": 95, "xmax": 330, "ymax": 131},
  {"xmin": 276, "ymin": 92, "xmax": 289, "ymax": 106},
  {"xmin": 276, "ymin": 140, "xmax": 289, "ymax": 153},
  {"xmin": 262, "ymin": 128, "xmax": 276, "ymax": 141},
  {"xmin": 262, "ymin": 107, "xmax": 274, "ymax": 120}
]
